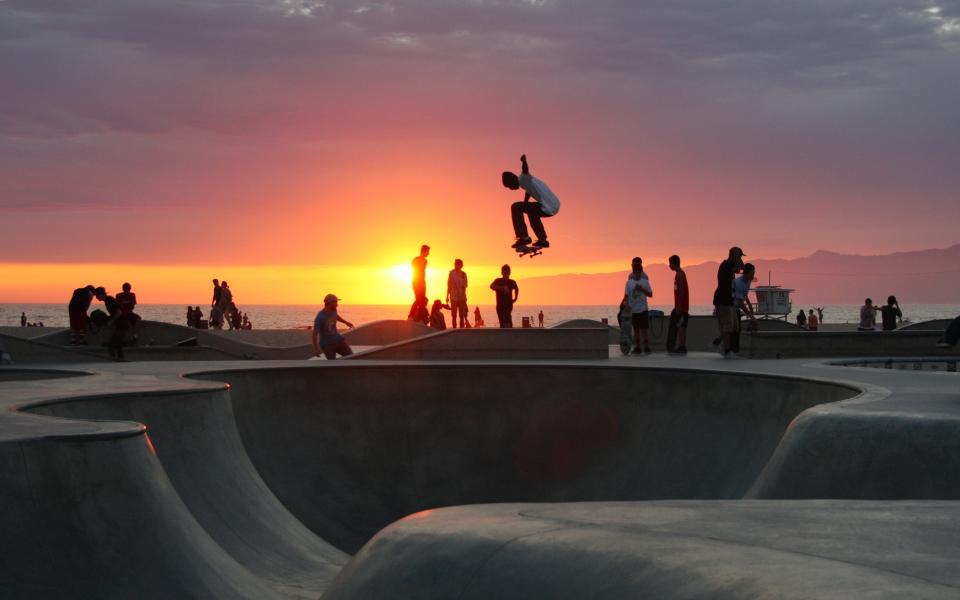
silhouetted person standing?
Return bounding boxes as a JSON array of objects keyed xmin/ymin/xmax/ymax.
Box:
[
  {"xmin": 502, "ymin": 154, "xmax": 560, "ymax": 249},
  {"xmin": 211, "ymin": 279, "xmax": 221, "ymax": 309},
  {"xmin": 623, "ymin": 257, "xmax": 653, "ymax": 354},
  {"xmin": 538, "ymin": 310, "xmax": 544, "ymax": 328},
  {"xmin": 668, "ymin": 255, "xmax": 689, "ymax": 354},
  {"xmin": 490, "ymin": 264, "xmax": 519, "ymax": 328},
  {"xmin": 408, "ymin": 245, "xmax": 430, "ymax": 321},
  {"xmin": 713, "ymin": 246, "xmax": 745, "ymax": 358},
  {"xmin": 67, "ymin": 285, "xmax": 96, "ymax": 345},
  {"xmin": 447, "ymin": 258, "xmax": 469, "ymax": 329},
  {"xmin": 20, "ymin": 312, "xmax": 26, "ymax": 327}
]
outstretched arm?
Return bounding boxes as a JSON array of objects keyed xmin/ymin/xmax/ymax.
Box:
[
  {"xmin": 520, "ymin": 154, "xmax": 529, "ymax": 175},
  {"xmin": 337, "ymin": 315, "xmax": 354, "ymax": 329}
]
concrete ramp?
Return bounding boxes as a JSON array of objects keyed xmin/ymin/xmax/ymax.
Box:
[
  {"xmin": 27, "ymin": 385, "xmax": 348, "ymax": 598},
  {"xmin": 323, "ymin": 501, "xmax": 960, "ymax": 599},
  {"xmin": 194, "ymin": 364, "xmax": 855, "ymax": 554},
  {"xmin": 0, "ymin": 432, "xmax": 287, "ymax": 599}
]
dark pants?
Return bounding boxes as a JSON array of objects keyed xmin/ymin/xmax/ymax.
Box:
[
  {"xmin": 511, "ymin": 202, "xmax": 550, "ymax": 241},
  {"xmin": 408, "ymin": 284, "xmax": 427, "ymax": 321},
  {"xmin": 496, "ymin": 305, "xmax": 513, "ymax": 328},
  {"xmin": 322, "ymin": 339, "xmax": 353, "ymax": 360},
  {"xmin": 108, "ymin": 317, "xmax": 129, "ymax": 359}
]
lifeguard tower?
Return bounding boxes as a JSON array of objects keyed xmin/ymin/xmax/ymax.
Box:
[{"xmin": 752, "ymin": 272, "xmax": 795, "ymax": 321}]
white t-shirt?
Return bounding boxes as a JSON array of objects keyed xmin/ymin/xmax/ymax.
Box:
[
  {"xmin": 625, "ymin": 273, "xmax": 652, "ymax": 313},
  {"xmin": 733, "ymin": 275, "xmax": 751, "ymax": 307},
  {"xmin": 519, "ymin": 173, "xmax": 560, "ymax": 216}
]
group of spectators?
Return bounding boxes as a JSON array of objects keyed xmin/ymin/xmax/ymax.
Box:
[
  {"xmin": 406, "ymin": 245, "xmax": 506, "ymax": 330},
  {"xmin": 620, "ymin": 247, "xmax": 757, "ymax": 359},
  {"xmin": 206, "ymin": 279, "xmax": 251, "ymax": 330},
  {"xmin": 795, "ymin": 307, "xmax": 824, "ymax": 330},
  {"xmin": 67, "ymin": 282, "xmax": 140, "ymax": 359},
  {"xmin": 858, "ymin": 296, "xmax": 903, "ymax": 331}
]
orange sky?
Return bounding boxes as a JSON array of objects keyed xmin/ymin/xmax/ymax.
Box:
[{"xmin": 3, "ymin": 1, "xmax": 960, "ymax": 304}]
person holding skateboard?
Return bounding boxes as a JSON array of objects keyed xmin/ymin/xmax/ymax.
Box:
[{"xmin": 502, "ymin": 154, "xmax": 560, "ymax": 250}]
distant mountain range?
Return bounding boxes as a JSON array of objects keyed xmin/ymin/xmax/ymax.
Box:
[{"xmin": 519, "ymin": 244, "xmax": 960, "ymax": 306}]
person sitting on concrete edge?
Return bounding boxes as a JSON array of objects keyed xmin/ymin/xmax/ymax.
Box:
[
  {"xmin": 429, "ymin": 299, "xmax": 452, "ymax": 330},
  {"xmin": 668, "ymin": 254, "xmax": 689, "ymax": 354},
  {"xmin": 312, "ymin": 294, "xmax": 355, "ymax": 360},
  {"xmin": 624, "ymin": 257, "xmax": 654, "ymax": 355},
  {"xmin": 502, "ymin": 154, "xmax": 560, "ymax": 250},
  {"xmin": 807, "ymin": 309, "xmax": 819, "ymax": 331},
  {"xmin": 879, "ymin": 295, "xmax": 902, "ymax": 331},
  {"xmin": 858, "ymin": 298, "xmax": 877, "ymax": 331}
]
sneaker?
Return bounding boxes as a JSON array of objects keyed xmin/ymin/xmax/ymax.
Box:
[
  {"xmin": 675, "ymin": 346, "xmax": 687, "ymax": 355},
  {"xmin": 643, "ymin": 347, "xmax": 652, "ymax": 355},
  {"xmin": 936, "ymin": 339, "xmax": 953, "ymax": 348},
  {"xmin": 533, "ymin": 239, "xmax": 550, "ymax": 248},
  {"xmin": 511, "ymin": 237, "xmax": 532, "ymax": 249}
]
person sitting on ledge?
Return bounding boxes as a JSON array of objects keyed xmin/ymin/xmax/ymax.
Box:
[
  {"xmin": 858, "ymin": 298, "xmax": 877, "ymax": 331},
  {"xmin": 879, "ymin": 295, "xmax": 902, "ymax": 331}
]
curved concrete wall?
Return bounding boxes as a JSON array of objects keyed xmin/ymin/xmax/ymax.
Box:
[
  {"xmin": 26, "ymin": 387, "xmax": 347, "ymax": 598},
  {"xmin": 194, "ymin": 364, "xmax": 856, "ymax": 553}
]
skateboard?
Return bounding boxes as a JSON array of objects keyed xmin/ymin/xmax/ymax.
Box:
[
  {"xmin": 666, "ymin": 310, "xmax": 678, "ymax": 353},
  {"xmin": 515, "ymin": 244, "xmax": 544, "ymax": 259}
]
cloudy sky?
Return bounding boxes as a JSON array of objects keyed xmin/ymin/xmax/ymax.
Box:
[{"xmin": 2, "ymin": 0, "xmax": 958, "ymax": 302}]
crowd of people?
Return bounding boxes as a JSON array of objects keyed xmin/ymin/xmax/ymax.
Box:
[
  {"xmin": 190, "ymin": 279, "xmax": 252, "ymax": 330},
  {"xmin": 403, "ymin": 244, "xmax": 527, "ymax": 331},
  {"xmin": 66, "ymin": 282, "xmax": 141, "ymax": 359}
]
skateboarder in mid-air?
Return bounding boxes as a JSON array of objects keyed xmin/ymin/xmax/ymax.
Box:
[{"xmin": 502, "ymin": 154, "xmax": 560, "ymax": 250}]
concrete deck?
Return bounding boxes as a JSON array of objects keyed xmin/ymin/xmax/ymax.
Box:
[{"xmin": 1, "ymin": 344, "xmax": 959, "ymax": 598}]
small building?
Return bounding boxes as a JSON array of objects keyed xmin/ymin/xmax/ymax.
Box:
[{"xmin": 753, "ymin": 285, "xmax": 795, "ymax": 320}]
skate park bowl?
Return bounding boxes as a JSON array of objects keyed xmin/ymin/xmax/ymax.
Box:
[{"xmin": 4, "ymin": 360, "xmax": 960, "ymax": 598}]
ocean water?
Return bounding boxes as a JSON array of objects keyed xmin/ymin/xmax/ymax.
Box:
[{"xmin": 3, "ymin": 303, "xmax": 958, "ymax": 330}]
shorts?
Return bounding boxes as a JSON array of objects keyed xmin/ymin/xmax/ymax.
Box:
[
  {"xmin": 670, "ymin": 310, "xmax": 689, "ymax": 328},
  {"xmin": 322, "ymin": 339, "xmax": 353, "ymax": 360},
  {"xmin": 631, "ymin": 311, "xmax": 650, "ymax": 330},
  {"xmin": 68, "ymin": 309, "xmax": 87, "ymax": 331},
  {"xmin": 715, "ymin": 305, "xmax": 739, "ymax": 334}
]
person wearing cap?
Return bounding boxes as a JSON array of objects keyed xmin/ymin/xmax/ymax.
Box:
[
  {"xmin": 623, "ymin": 257, "xmax": 654, "ymax": 355},
  {"xmin": 408, "ymin": 245, "xmax": 430, "ymax": 321},
  {"xmin": 713, "ymin": 246, "xmax": 745, "ymax": 358},
  {"xmin": 313, "ymin": 294, "xmax": 355, "ymax": 360}
]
